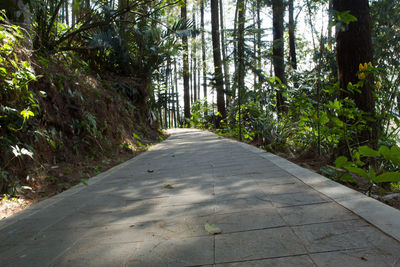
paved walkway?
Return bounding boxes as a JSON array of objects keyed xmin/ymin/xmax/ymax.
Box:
[{"xmin": 1, "ymin": 129, "xmax": 400, "ymax": 266}]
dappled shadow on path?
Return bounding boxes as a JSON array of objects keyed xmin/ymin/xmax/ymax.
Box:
[{"xmin": 1, "ymin": 129, "xmax": 400, "ymax": 266}]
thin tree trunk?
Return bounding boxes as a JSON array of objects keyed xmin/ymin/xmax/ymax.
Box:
[
  {"xmin": 237, "ymin": 0, "xmax": 246, "ymax": 140},
  {"xmin": 327, "ymin": 0, "xmax": 333, "ymax": 42},
  {"xmin": 232, "ymin": 0, "xmax": 239, "ymax": 100},
  {"xmin": 252, "ymin": 3, "xmax": 257, "ymax": 88},
  {"xmin": 211, "ymin": 0, "xmax": 226, "ymax": 125},
  {"xmin": 219, "ymin": 0, "xmax": 230, "ymax": 107},
  {"xmin": 198, "ymin": 59, "xmax": 201, "ymax": 100},
  {"xmin": 65, "ymin": 0, "xmax": 69, "ymax": 26},
  {"xmin": 272, "ymin": 0, "xmax": 287, "ymax": 114},
  {"xmin": 193, "ymin": 13, "xmax": 197, "ymax": 102},
  {"xmin": 174, "ymin": 60, "xmax": 181, "ymax": 125},
  {"xmin": 288, "ymin": 0, "xmax": 297, "ymax": 70},
  {"xmin": 171, "ymin": 62, "xmax": 176, "ymax": 128},
  {"xmin": 201, "ymin": 0, "xmax": 208, "ymax": 116},
  {"xmin": 190, "ymin": 54, "xmax": 193, "ymax": 104},
  {"xmin": 157, "ymin": 75, "xmax": 163, "ymax": 128},
  {"xmin": 182, "ymin": 1, "xmax": 191, "ymax": 120},
  {"xmin": 256, "ymin": 0, "xmax": 262, "ymax": 86},
  {"xmin": 164, "ymin": 63, "xmax": 168, "ymax": 129}
]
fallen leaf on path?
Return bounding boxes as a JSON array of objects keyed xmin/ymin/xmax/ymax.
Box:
[
  {"xmin": 164, "ymin": 184, "xmax": 174, "ymax": 189},
  {"xmin": 147, "ymin": 169, "xmax": 154, "ymax": 173},
  {"xmin": 205, "ymin": 223, "xmax": 221, "ymax": 235}
]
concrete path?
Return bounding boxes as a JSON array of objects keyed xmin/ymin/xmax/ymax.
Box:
[{"xmin": 1, "ymin": 129, "xmax": 400, "ymax": 266}]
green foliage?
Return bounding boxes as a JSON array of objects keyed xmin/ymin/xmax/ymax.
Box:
[
  {"xmin": 0, "ymin": 11, "xmax": 39, "ymax": 194},
  {"xmin": 325, "ymin": 145, "xmax": 400, "ymax": 195}
]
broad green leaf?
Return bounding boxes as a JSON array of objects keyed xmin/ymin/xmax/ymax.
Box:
[
  {"xmin": 49, "ymin": 139, "xmax": 56, "ymax": 149},
  {"xmin": 335, "ymin": 156, "xmax": 348, "ymax": 168},
  {"xmin": 358, "ymin": 146, "xmax": 379, "ymax": 157},
  {"xmin": 132, "ymin": 132, "xmax": 141, "ymax": 140},
  {"xmin": 331, "ymin": 117, "xmax": 344, "ymax": 127},
  {"xmin": 378, "ymin": 145, "xmax": 390, "ymax": 157},
  {"xmin": 341, "ymin": 173, "xmax": 355, "ymax": 183},
  {"xmin": 374, "ymin": 172, "xmax": 400, "ymax": 183},
  {"xmin": 344, "ymin": 166, "xmax": 369, "ymax": 180},
  {"xmin": 204, "ymin": 223, "xmax": 221, "ymax": 235},
  {"xmin": 20, "ymin": 109, "xmax": 34, "ymax": 119}
]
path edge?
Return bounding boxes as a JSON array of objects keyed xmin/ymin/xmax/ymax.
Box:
[{"xmin": 224, "ymin": 136, "xmax": 400, "ymax": 242}]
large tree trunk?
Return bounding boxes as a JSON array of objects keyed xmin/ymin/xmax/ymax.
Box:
[
  {"xmin": 211, "ymin": 0, "xmax": 226, "ymax": 125},
  {"xmin": 182, "ymin": 1, "xmax": 191, "ymax": 121},
  {"xmin": 333, "ymin": 0, "xmax": 376, "ymax": 147},
  {"xmin": 201, "ymin": 0, "xmax": 208, "ymax": 116},
  {"xmin": 272, "ymin": 0, "xmax": 287, "ymax": 114}
]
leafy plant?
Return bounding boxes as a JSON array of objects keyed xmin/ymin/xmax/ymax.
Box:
[{"xmin": 328, "ymin": 145, "xmax": 400, "ymax": 195}]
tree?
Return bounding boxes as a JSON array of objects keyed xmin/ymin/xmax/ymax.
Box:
[
  {"xmin": 200, "ymin": 0, "xmax": 207, "ymax": 116},
  {"xmin": 272, "ymin": 0, "xmax": 287, "ymax": 114},
  {"xmin": 333, "ymin": 0, "xmax": 376, "ymax": 147},
  {"xmin": 237, "ymin": 0, "xmax": 246, "ymax": 140},
  {"xmin": 211, "ymin": 0, "xmax": 226, "ymax": 124},
  {"xmin": 219, "ymin": 0, "xmax": 230, "ymax": 107},
  {"xmin": 181, "ymin": 1, "xmax": 191, "ymax": 120},
  {"xmin": 288, "ymin": 0, "xmax": 297, "ymax": 70}
]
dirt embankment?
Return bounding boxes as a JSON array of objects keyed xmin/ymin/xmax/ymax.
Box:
[{"xmin": 1, "ymin": 56, "xmax": 165, "ymax": 219}]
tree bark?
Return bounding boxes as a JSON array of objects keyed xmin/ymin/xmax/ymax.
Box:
[
  {"xmin": 174, "ymin": 60, "xmax": 181, "ymax": 125},
  {"xmin": 333, "ymin": 0, "xmax": 376, "ymax": 146},
  {"xmin": 182, "ymin": 1, "xmax": 191, "ymax": 120},
  {"xmin": 237, "ymin": 0, "xmax": 246, "ymax": 140},
  {"xmin": 192, "ymin": 12, "xmax": 197, "ymax": 102},
  {"xmin": 211, "ymin": 0, "xmax": 226, "ymax": 125},
  {"xmin": 288, "ymin": 0, "xmax": 297, "ymax": 70},
  {"xmin": 219, "ymin": 0, "xmax": 230, "ymax": 107},
  {"xmin": 272, "ymin": 0, "xmax": 287, "ymax": 114},
  {"xmin": 201, "ymin": 0, "xmax": 208, "ymax": 116}
]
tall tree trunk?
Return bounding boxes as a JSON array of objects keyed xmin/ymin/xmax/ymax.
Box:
[
  {"xmin": 327, "ymin": 0, "xmax": 333, "ymax": 42},
  {"xmin": 182, "ymin": 1, "xmax": 191, "ymax": 120},
  {"xmin": 237, "ymin": 0, "xmax": 246, "ymax": 140},
  {"xmin": 288, "ymin": 0, "xmax": 297, "ymax": 70},
  {"xmin": 272, "ymin": 0, "xmax": 287, "ymax": 114},
  {"xmin": 157, "ymin": 75, "xmax": 163, "ymax": 128},
  {"xmin": 164, "ymin": 63, "xmax": 168, "ymax": 129},
  {"xmin": 256, "ymin": 0, "xmax": 262, "ymax": 86},
  {"xmin": 193, "ymin": 13, "xmax": 197, "ymax": 102},
  {"xmin": 171, "ymin": 62, "xmax": 177, "ymax": 128},
  {"xmin": 333, "ymin": 0, "xmax": 376, "ymax": 147},
  {"xmin": 252, "ymin": 3, "xmax": 257, "ymax": 88},
  {"xmin": 201, "ymin": 0, "xmax": 208, "ymax": 116},
  {"xmin": 232, "ymin": 0, "xmax": 239, "ymax": 100},
  {"xmin": 65, "ymin": 0, "xmax": 69, "ymax": 26},
  {"xmin": 211, "ymin": 0, "xmax": 226, "ymax": 125},
  {"xmin": 198, "ymin": 59, "xmax": 201, "ymax": 100},
  {"xmin": 190, "ymin": 55, "xmax": 193, "ymax": 104},
  {"xmin": 219, "ymin": 0, "xmax": 230, "ymax": 107},
  {"xmin": 174, "ymin": 60, "xmax": 181, "ymax": 125}
]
